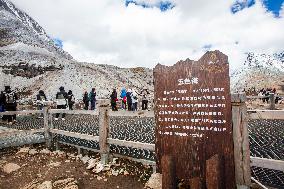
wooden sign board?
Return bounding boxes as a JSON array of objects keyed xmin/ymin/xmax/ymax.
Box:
[{"xmin": 154, "ymin": 50, "xmax": 235, "ymax": 188}]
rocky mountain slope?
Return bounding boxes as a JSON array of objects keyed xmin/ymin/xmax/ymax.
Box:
[
  {"xmin": 0, "ymin": 0, "xmax": 153, "ymax": 99},
  {"xmin": 231, "ymin": 52, "xmax": 284, "ymax": 93}
]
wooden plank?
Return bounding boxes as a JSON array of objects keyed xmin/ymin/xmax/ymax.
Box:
[
  {"xmin": 232, "ymin": 93, "xmax": 251, "ymax": 188},
  {"xmin": 251, "ymin": 177, "xmax": 269, "ymax": 189},
  {"xmin": 49, "ymin": 109, "xmax": 99, "ymax": 115},
  {"xmin": 206, "ymin": 154, "xmax": 223, "ymax": 189},
  {"xmin": 107, "ymin": 138, "xmax": 155, "ymax": 151},
  {"xmin": 0, "ymin": 128, "xmax": 45, "ymax": 137},
  {"xmin": 109, "ymin": 111, "xmax": 154, "ymax": 118},
  {"xmin": 58, "ymin": 141, "xmax": 156, "ymax": 166},
  {"xmin": 50, "ymin": 129, "xmax": 99, "ymax": 142},
  {"xmin": 161, "ymin": 155, "xmax": 176, "ymax": 189},
  {"xmin": 0, "ymin": 138, "xmax": 45, "ymax": 149},
  {"xmin": 112, "ymin": 153, "xmax": 156, "ymax": 166},
  {"xmin": 246, "ymin": 95, "xmax": 284, "ymax": 99},
  {"xmin": 58, "ymin": 141, "xmax": 101, "ymax": 153},
  {"xmin": 250, "ymin": 157, "xmax": 284, "ymax": 172},
  {"xmin": 0, "ymin": 110, "xmax": 42, "ymax": 115},
  {"xmin": 248, "ymin": 110, "xmax": 284, "ymax": 120},
  {"xmin": 246, "ymin": 96, "xmax": 266, "ymax": 99},
  {"xmin": 154, "ymin": 50, "xmax": 235, "ymax": 188}
]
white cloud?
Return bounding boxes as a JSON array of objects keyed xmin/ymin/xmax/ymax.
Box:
[{"xmin": 9, "ymin": 0, "xmax": 284, "ymax": 70}]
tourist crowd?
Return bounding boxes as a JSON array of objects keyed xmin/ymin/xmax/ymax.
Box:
[{"xmin": 0, "ymin": 86, "xmax": 151, "ymax": 124}]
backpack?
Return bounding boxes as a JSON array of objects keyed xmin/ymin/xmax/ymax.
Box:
[
  {"xmin": 68, "ymin": 94, "xmax": 75, "ymax": 104},
  {"xmin": 57, "ymin": 93, "xmax": 65, "ymax": 99},
  {"xmin": 5, "ymin": 92, "xmax": 16, "ymax": 104},
  {"xmin": 39, "ymin": 95, "xmax": 45, "ymax": 101}
]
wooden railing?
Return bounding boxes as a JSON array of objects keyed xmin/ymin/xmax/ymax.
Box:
[
  {"xmin": 246, "ymin": 93, "xmax": 284, "ymax": 110},
  {"xmin": 0, "ymin": 110, "xmax": 45, "ymax": 139},
  {"xmin": 0, "ymin": 95, "xmax": 284, "ymax": 188}
]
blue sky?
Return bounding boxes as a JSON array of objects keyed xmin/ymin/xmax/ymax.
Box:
[
  {"xmin": 125, "ymin": 0, "xmax": 284, "ymax": 17},
  {"xmin": 52, "ymin": 38, "xmax": 63, "ymax": 48},
  {"xmin": 125, "ymin": 0, "xmax": 175, "ymax": 12},
  {"xmin": 262, "ymin": 0, "xmax": 284, "ymax": 17},
  {"xmin": 231, "ymin": 0, "xmax": 284, "ymax": 17}
]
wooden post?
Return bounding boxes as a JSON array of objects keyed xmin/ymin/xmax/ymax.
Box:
[
  {"xmin": 99, "ymin": 100, "xmax": 110, "ymax": 164},
  {"xmin": 269, "ymin": 93, "xmax": 275, "ymax": 110},
  {"xmin": 231, "ymin": 93, "xmax": 251, "ymax": 189},
  {"xmin": 161, "ymin": 155, "xmax": 176, "ymax": 189},
  {"xmin": 43, "ymin": 106, "xmax": 51, "ymax": 148},
  {"xmin": 206, "ymin": 154, "xmax": 222, "ymax": 189}
]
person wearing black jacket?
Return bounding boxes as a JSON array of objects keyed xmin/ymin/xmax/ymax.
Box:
[
  {"xmin": 126, "ymin": 89, "xmax": 132, "ymax": 111},
  {"xmin": 36, "ymin": 90, "xmax": 47, "ymax": 118},
  {"xmin": 55, "ymin": 86, "xmax": 68, "ymax": 120},
  {"xmin": 1, "ymin": 86, "xmax": 18, "ymax": 124},
  {"xmin": 67, "ymin": 90, "xmax": 75, "ymax": 110},
  {"xmin": 89, "ymin": 88, "xmax": 97, "ymax": 110},
  {"xmin": 110, "ymin": 89, "xmax": 118, "ymax": 111},
  {"xmin": 83, "ymin": 91, "xmax": 89, "ymax": 110}
]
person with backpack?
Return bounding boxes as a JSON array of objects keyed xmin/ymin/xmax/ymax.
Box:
[
  {"xmin": 110, "ymin": 89, "xmax": 118, "ymax": 111},
  {"xmin": 1, "ymin": 86, "xmax": 18, "ymax": 124},
  {"xmin": 126, "ymin": 89, "xmax": 132, "ymax": 111},
  {"xmin": 55, "ymin": 86, "xmax": 68, "ymax": 120},
  {"xmin": 89, "ymin": 88, "xmax": 97, "ymax": 110},
  {"xmin": 67, "ymin": 90, "xmax": 75, "ymax": 110},
  {"xmin": 141, "ymin": 88, "xmax": 150, "ymax": 110},
  {"xmin": 131, "ymin": 89, "xmax": 138, "ymax": 111},
  {"xmin": 83, "ymin": 91, "xmax": 89, "ymax": 110},
  {"xmin": 120, "ymin": 88, "xmax": 127, "ymax": 110},
  {"xmin": 36, "ymin": 90, "xmax": 47, "ymax": 118}
]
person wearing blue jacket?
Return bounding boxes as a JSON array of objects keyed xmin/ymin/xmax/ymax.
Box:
[{"xmin": 120, "ymin": 88, "xmax": 127, "ymax": 110}]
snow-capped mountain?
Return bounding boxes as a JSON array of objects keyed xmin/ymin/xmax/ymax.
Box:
[
  {"xmin": 0, "ymin": 0, "xmax": 154, "ymax": 99},
  {"xmin": 231, "ymin": 52, "xmax": 284, "ymax": 93}
]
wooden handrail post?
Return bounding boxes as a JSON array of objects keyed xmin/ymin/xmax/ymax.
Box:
[
  {"xmin": 269, "ymin": 93, "xmax": 275, "ymax": 110},
  {"xmin": 43, "ymin": 106, "xmax": 51, "ymax": 149},
  {"xmin": 99, "ymin": 100, "xmax": 110, "ymax": 164},
  {"xmin": 231, "ymin": 93, "xmax": 251, "ymax": 188}
]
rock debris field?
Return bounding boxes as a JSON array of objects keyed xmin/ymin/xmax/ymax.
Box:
[{"xmin": 0, "ymin": 145, "xmax": 161, "ymax": 189}]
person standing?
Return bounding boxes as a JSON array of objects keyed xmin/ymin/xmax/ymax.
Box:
[
  {"xmin": 83, "ymin": 91, "xmax": 89, "ymax": 110},
  {"xmin": 120, "ymin": 88, "xmax": 127, "ymax": 110},
  {"xmin": 36, "ymin": 90, "xmax": 47, "ymax": 118},
  {"xmin": 2, "ymin": 86, "xmax": 18, "ymax": 124},
  {"xmin": 131, "ymin": 89, "xmax": 138, "ymax": 111},
  {"xmin": 110, "ymin": 89, "xmax": 118, "ymax": 111},
  {"xmin": 126, "ymin": 89, "xmax": 132, "ymax": 111},
  {"xmin": 67, "ymin": 90, "xmax": 75, "ymax": 110},
  {"xmin": 141, "ymin": 88, "xmax": 150, "ymax": 110},
  {"xmin": 0, "ymin": 91, "xmax": 5, "ymax": 115},
  {"xmin": 89, "ymin": 88, "xmax": 97, "ymax": 110},
  {"xmin": 55, "ymin": 86, "xmax": 68, "ymax": 120}
]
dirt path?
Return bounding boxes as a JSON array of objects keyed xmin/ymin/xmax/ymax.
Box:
[{"xmin": 0, "ymin": 145, "xmax": 152, "ymax": 189}]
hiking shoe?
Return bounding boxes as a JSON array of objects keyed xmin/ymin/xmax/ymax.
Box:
[{"xmin": 54, "ymin": 118, "xmax": 59, "ymax": 121}]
